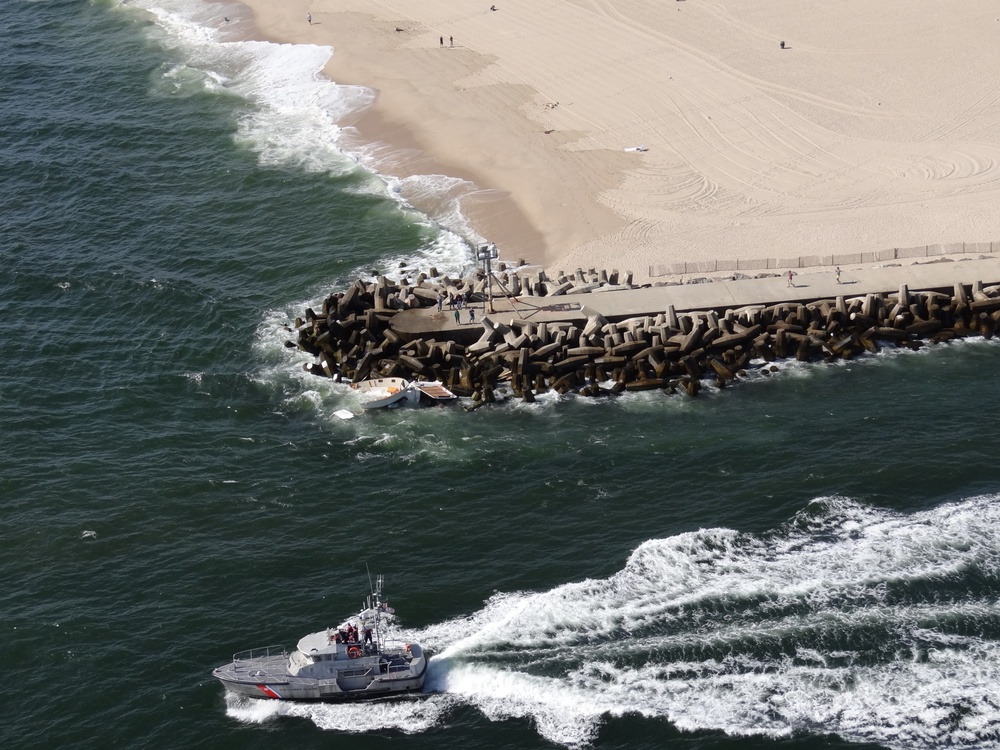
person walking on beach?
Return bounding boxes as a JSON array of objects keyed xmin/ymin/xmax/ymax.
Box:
[
  {"xmin": 786, "ymin": 270, "xmax": 795, "ymax": 287},
  {"xmin": 835, "ymin": 266, "xmax": 842, "ymax": 284},
  {"xmin": 307, "ymin": 13, "xmax": 312, "ymax": 24}
]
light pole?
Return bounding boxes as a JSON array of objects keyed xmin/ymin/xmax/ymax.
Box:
[{"xmin": 478, "ymin": 243, "xmax": 499, "ymax": 313}]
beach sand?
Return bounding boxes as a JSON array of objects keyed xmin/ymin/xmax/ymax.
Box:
[{"xmin": 241, "ymin": 0, "xmax": 1000, "ymax": 281}]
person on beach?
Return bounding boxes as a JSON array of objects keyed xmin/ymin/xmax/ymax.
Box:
[
  {"xmin": 835, "ymin": 266, "xmax": 842, "ymax": 284},
  {"xmin": 440, "ymin": 35, "xmax": 444, "ymax": 46},
  {"xmin": 454, "ymin": 309, "xmax": 461, "ymax": 325},
  {"xmin": 307, "ymin": 13, "xmax": 312, "ymax": 24},
  {"xmin": 786, "ymin": 270, "xmax": 795, "ymax": 287},
  {"xmin": 450, "ymin": 36, "xmax": 454, "ymax": 47}
]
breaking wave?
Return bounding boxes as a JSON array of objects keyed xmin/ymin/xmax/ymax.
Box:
[{"xmin": 122, "ymin": 0, "xmax": 474, "ymax": 275}]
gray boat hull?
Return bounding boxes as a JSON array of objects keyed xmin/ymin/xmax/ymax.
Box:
[{"xmin": 212, "ymin": 643, "xmax": 428, "ymax": 702}]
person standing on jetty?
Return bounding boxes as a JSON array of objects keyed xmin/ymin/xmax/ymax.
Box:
[
  {"xmin": 436, "ymin": 291, "xmax": 443, "ymax": 312},
  {"xmin": 469, "ymin": 308, "xmax": 476, "ymax": 324},
  {"xmin": 454, "ymin": 309, "xmax": 461, "ymax": 325}
]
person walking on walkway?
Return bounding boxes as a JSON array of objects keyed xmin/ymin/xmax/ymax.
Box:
[
  {"xmin": 835, "ymin": 266, "xmax": 842, "ymax": 284},
  {"xmin": 786, "ymin": 270, "xmax": 795, "ymax": 287},
  {"xmin": 469, "ymin": 308, "xmax": 476, "ymax": 324},
  {"xmin": 454, "ymin": 309, "xmax": 460, "ymax": 325},
  {"xmin": 307, "ymin": 13, "xmax": 312, "ymax": 24}
]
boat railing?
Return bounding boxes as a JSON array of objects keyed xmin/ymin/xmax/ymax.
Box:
[
  {"xmin": 382, "ymin": 639, "xmax": 410, "ymax": 652},
  {"xmin": 338, "ymin": 665, "xmax": 376, "ymax": 678},
  {"xmin": 232, "ymin": 644, "xmax": 286, "ymax": 663}
]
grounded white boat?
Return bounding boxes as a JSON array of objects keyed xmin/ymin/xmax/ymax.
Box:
[
  {"xmin": 351, "ymin": 377, "xmax": 457, "ymax": 409},
  {"xmin": 212, "ymin": 576, "xmax": 427, "ymax": 702},
  {"xmin": 351, "ymin": 377, "xmax": 415, "ymax": 409}
]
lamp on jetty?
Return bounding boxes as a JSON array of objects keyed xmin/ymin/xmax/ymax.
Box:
[{"xmin": 478, "ymin": 243, "xmax": 499, "ymax": 313}]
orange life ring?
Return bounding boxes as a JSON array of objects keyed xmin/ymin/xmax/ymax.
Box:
[{"xmin": 348, "ymin": 645, "xmax": 361, "ymax": 659}]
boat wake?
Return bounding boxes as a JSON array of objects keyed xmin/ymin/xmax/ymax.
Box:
[{"xmin": 227, "ymin": 494, "xmax": 1000, "ymax": 748}]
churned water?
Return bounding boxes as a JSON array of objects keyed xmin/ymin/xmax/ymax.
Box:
[{"xmin": 3, "ymin": 1, "xmax": 1000, "ymax": 749}]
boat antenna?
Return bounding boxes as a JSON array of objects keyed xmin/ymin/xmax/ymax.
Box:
[{"xmin": 366, "ymin": 563, "xmax": 373, "ymax": 595}]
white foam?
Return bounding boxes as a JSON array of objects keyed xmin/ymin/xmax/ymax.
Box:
[
  {"xmin": 225, "ymin": 494, "xmax": 1000, "ymax": 747},
  {"xmin": 122, "ymin": 0, "xmax": 479, "ymax": 275},
  {"xmin": 225, "ymin": 690, "xmax": 448, "ymax": 734}
]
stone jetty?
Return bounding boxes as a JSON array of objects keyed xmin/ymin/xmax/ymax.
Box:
[{"xmin": 288, "ymin": 258, "xmax": 1000, "ymax": 405}]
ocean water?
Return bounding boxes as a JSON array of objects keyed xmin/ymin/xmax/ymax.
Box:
[{"xmin": 3, "ymin": 1, "xmax": 1000, "ymax": 749}]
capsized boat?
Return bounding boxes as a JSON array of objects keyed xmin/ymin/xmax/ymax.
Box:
[
  {"xmin": 211, "ymin": 575, "xmax": 427, "ymax": 702},
  {"xmin": 411, "ymin": 380, "xmax": 459, "ymax": 405},
  {"xmin": 351, "ymin": 377, "xmax": 457, "ymax": 409}
]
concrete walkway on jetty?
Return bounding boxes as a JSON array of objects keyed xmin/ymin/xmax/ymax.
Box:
[{"xmin": 391, "ymin": 257, "xmax": 1000, "ymax": 338}]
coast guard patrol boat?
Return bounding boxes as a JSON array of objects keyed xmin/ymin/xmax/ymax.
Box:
[{"xmin": 212, "ymin": 575, "xmax": 427, "ymax": 701}]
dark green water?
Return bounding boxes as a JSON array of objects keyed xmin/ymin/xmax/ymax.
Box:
[{"xmin": 3, "ymin": 1, "xmax": 1000, "ymax": 748}]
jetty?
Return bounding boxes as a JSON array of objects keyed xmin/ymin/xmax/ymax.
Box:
[{"xmin": 289, "ymin": 257, "xmax": 1000, "ymax": 404}]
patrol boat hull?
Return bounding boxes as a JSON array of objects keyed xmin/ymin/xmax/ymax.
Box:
[{"xmin": 212, "ymin": 643, "xmax": 427, "ymax": 702}]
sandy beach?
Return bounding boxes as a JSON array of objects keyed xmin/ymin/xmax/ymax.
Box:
[{"xmin": 240, "ymin": 0, "xmax": 1000, "ymax": 281}]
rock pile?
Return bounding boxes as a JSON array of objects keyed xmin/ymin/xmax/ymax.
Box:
[{"xmin": 289, "ymin": 272, "xmax": 1000, "ymax": 404}]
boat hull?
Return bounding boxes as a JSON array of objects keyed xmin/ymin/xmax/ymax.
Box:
[
  {"xmin": 212, "ymin": 644, "xmax": 428, "ymax": 702},
  {"xmin": 214, "ymin": 673, "xmax": 427, "ymax": 702},
  {"xmin": 350, "ymin": 378, "xmax": 456, "ymax": 409},
  {"xmin": 351, "ymin": 377, "xmax": 415, "ymax": 409}
]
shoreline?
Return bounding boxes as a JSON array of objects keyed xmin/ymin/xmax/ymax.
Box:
[
  {"xmin": 242, "ymin": 4, "xmax": 626, "ymax": 269},
  {"xmin": 236, "ymin": 0, "xmax": 1000, "ymax": 283}
]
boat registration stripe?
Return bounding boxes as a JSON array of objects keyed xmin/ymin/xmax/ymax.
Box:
[{"xmin": 256, "ymin": 684, "xmax": 282, "ymax": 699}]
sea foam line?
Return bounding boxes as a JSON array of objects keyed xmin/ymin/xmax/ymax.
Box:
[{"xmin": 120, "ymin": 0, "xmax": 475, "ymax": 274}]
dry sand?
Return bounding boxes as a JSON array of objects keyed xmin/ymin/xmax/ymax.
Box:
[{"xmin": 241, "ymin": 0, "xmax": 1000, "ymax": 281}]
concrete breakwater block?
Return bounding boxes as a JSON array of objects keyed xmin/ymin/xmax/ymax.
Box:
[{"xmin": 291, "ymin": 268, "xmax": 1000, "ymax": 407}]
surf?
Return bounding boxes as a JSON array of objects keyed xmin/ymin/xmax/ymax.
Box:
[{"xmin": 231, "ymin": 494, "xmax": 1000, "ymax": 748}]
